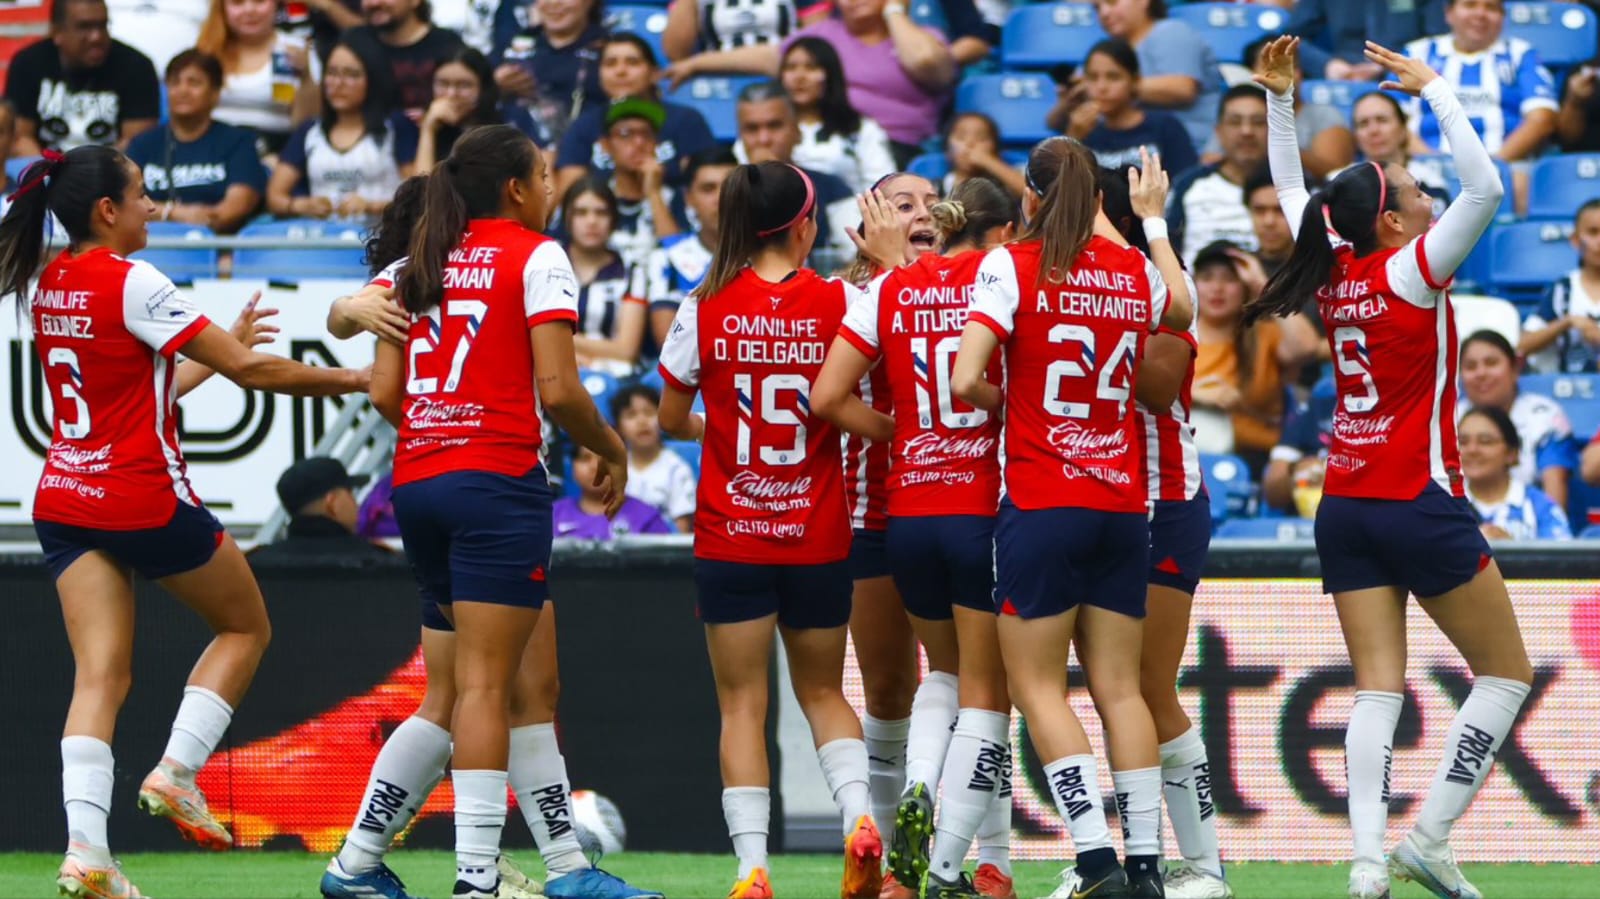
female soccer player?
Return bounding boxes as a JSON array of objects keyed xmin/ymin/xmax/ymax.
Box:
[
  {"xmin": 0, "ymin": 145, "xmax": 367, "ymax": 899},
  {"xmin": 815, "ymin": 177, "xmax": 1020, "ymax": 899},
  {"xmin": 367, "ymin": 125, "xmax": 634, "ymax": 899},
  {"xmin": 657, "ymin": 161, "xmax": 881, "ymax": 899},
  {"xmin": 1246, "ymin": 37, "xmax": 1535, "ymax": 899},
  {"xmin": 950, "ymin": 137, "xmax": 1192, "ymax": 899}
]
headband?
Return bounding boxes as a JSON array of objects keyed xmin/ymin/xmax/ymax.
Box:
[
  {"xmin": 1370, "ymin": 160, "xmax": 1388, "ymax": 230},
  {"xmin": 755, "ymin": 164, "xmax": 816, "ymax": 238}
]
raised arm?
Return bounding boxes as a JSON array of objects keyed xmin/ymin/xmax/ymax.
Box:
[{"xmin": 1253, "ymin": 36, "xmax": 1311, "ymax": 234}]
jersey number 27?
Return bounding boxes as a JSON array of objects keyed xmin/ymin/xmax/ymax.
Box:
[{"xmin": 407, "ymin": 300, "xmax": 487, "ymax": 395}]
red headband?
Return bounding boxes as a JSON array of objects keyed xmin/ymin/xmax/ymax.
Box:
[
  {"xmin": 755, "ymin": 165, "xmax": 816, "ymax": 238},
  {"xmin": 1370, "ymin": 160, "xmax": 1388, "ymax": 230}
]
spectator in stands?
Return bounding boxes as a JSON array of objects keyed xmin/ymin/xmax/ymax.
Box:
[
  {"xmin": 1239, "ymin": 164, "xmax": 1326, "ymax": 381},
  {"xmin": 1092, "ymin": 0, "xmax": 1221, "ymax": 152},
  {"xmin": 1461, "ymin": 406, "xmax": 1573, "ymax": 540},
  {"xmin": 1404, "ymin": 0, "xmax": 1558, "ymax": 164},
  {"xmin": 1240, "ymin": 36, "xmax": 1354, "ymax": 179},
  {"xmin": 1243, "ymin": 164, "xmax": 1291, "ymax": 276},
  {"xmin": 346, "ymin": 0, "xmax": 466, "ymax": 120},
  {"xmin": 430, "ymin": 0, "xmax": 498, "ymax": 54},
  {"xmin": 644, "ymin": 146, "xmax": 736, "ymax": 347},
  {"xmin": 304, "ymin": 0, "xmax": 364, "ymax": 65},
  {"xmin": 1348, "ymin": 91, "xmax": 1452, "ymax": 217},
  {"xmin": 248, "ymin": 457, "xmax": 394, "ymax": 563},
  {"xmin": 1520, "ymin": 200, "xmax": 1600, "ymax": 373},
  {"xmin": 125, "ymin": 50, "xmax": 265, "ymax": 234},
  {"xmin": 771, "ymin": 36, "xmax": 896, "ymax": 194},
  {"xmin": 198, "ymin": 0, "xmax": 319, "ymax": 158},
  {"xmin": 1067, "ymin": 39, "xmax": 1197, "ymax": 178},
  {"xmin": 1169, "ymin": 85, "xmax": 1266, "ymax": 266},
  {"xmin": 1263, "ymin": 376, "xmax": 1335, "ymax": 515},
  {"xmin": 1459, "ymin": 329, "xmax": 1577, "ymax": 507},
  {"xmin": 1557, "ymin": 57, "xmax": 1600, "ymax": 153},
  {"xmin": 611, "ymin": 384, "xmax": 696, "ymax": 532},
  {"xmin": 732, "ymin": 80, "xmax": 857, "ymax": 257},
  {"xmin": 555, "ymin": 33, "xmax": 717, "ymax": 196},
  {"xmin": 494, "ymin": 0, "xmax": 608, "ymax": 145},
  {"xmin": 267, "ymin": 36, "xmax": 417, "ymax": 219},
  {"xmin": 561, "ymin": 175, "xmax": 650, "ymax": 375},
  {"xmin": 4, "ymin": 0, "xmax": 161, "ymax": 153},
  {"xmin": 784, "ymin": 0, "xmax": 958, "ymax": 166},
  {"xmin": 594, "ymin": 98, "xmax": 685, "ymax": 262},
  {"xmin": 555, "ymin": 445, "xmax": 674, "ymax": 539},
  {"xmin": 0, "ymin": 101, "xmax": 17, "ymax": 196},
  {"xmin": 661, "ymin": 0, "xmax": 830, "ymax": 84},
  {"xmin": 416, "ymin": 46, "xmax": 548, "ymax": 169},
  {"xmin": 941, "ymin": 111, "xmax": 1026, "ymax": 199},
  {"xmin": 936, "ymin": 0, "xmax": 1004, "ymax": 66},
  {"xmin": 107, "ymin": 0, "xmax": 207, "ymax": 74},
  {"xmin": 1191, "ymin": 240, "xmax": 1289, "ymax": 473},
  {"xmin": 1287, "ymin": 0, "xmax": 1446, "ymax": 80}
]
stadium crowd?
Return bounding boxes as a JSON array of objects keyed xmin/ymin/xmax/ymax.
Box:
[{"xmin": 3, "ymin": 0, "xmax": 1599, "ymax": 543}]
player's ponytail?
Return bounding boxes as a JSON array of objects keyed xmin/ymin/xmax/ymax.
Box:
[
  {"xmin": 694, "ymin": 161, "xmax": 816, "ymax": 300},
  {"xmin": 0, "ymin": 145, "xmax": 130, "ymax": 306},
  {"xmin": 399, "ymin": 124, "xmax": 537, "ymax": 314},
  {"xmin": 932, "ymin": 177, "xmax": 1015, "ymax": 251},
  {"xmin": 364, "ymin": 174, "xmax": 429, "ymax": 276},
  {"xmin": 1247, "ymin": 162, "xmax": 1402, "ymax": 325},
  {"xmin": 1021, "ymin": 137, "xmax": 1097, "ymax": 286}
]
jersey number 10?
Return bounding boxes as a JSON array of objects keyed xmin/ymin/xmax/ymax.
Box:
[{"xmin": 910, "ymin": 335, "xmax": 988, "ymax": 430}]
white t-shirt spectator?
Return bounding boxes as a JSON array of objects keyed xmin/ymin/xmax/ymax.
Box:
[
  {"xmin": 1168, "ymin": 165, "xmax": 1258, "ymax": 267},
  {"xmin": 736, "ymin": 117, "xmax": 897, "ymax": 195},
  {"xmin": 627, "ymin": 449, "xmax": 697, "ymax": 523},
  {"xmin": 279, "ymin": 114, "xmax": 419, "ymax": 208},
  {"xmin": 693, "ymin": 0, "xmax": 827, "ymax": 50},
  {"xmin": 216, "ymin": 33, "xmax": 310, "ymax": 147},
  {"xmin": 1459, "ymin": 391, "xmax": 1576, "ymax": 489}
]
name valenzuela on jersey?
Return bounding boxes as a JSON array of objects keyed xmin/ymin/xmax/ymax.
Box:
[{"xmin": 710, "ymin": 313, "xmax": 827, "ymax": 365}]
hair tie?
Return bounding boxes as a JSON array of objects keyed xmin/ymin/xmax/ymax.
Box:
[
  {"xmin": 41, "ymin": 148, "xmax": 65, "ymax": 165},
  {"xmin": 1321, "ymin": 202, "xmax": 1339, "ymax": 238},
  {"xmin": 11, "ymin": 151, "xmax": 64, "ymax": 200},
  {"xmin": 755, "ymin": 165, "xmax": 816, "ymax": 238}
]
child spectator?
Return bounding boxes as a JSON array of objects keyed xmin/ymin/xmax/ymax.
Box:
[
  {"xmin": 1092, "ymin": 0, "xmax": 1221, "ymax": 151},
  {"xmin": 561, "ymin": 176, "xmax": 650, "ymax": 376},
  {"xmin": 772, "ymin": 36, "xmax": 897, "ymax": 194},
  {"xmin": 1459, "ymin": 329, "xmax": 1577, "ymax": 507},
  {"xmin": 1067, "ymin": 39, "xmax": 1197, "ymax": 178},
  {"xmin": 1460, "ymin": 406, "xmax": 1573, "ymax": 540},
  {"xmin": 942, "ymin": 111, "xmax": 1027, "ymax": 200},
  {"xmin": 554, "ymin": 445, "xmax": 675, "ymax": 539},
  {"xmin": 416, "ymin": 45, "xmax": 548, "ymax": 169},
  {"xmin": 267, "ymin": 35, "xmax": 417, "ymax": 219},
  {"xmin": 126, "ymin": 50, "xmax": 265, "ymax": 234},
  {"xmin": 611, "ymin": 384, "xmax": 696, "ymax": 533},
  {"xmin": 198, "ymin": 0, "xmax": 318, "ymax": 157},
  {"xmin": 645, "ymin": 146, "xmax": 737, "ymax": 349},
  {"xmin": 1191, "ymin": 240, "xmax": 1290, "ymax": 473},
  {"xmin": 1519, "ymin": 200, "xmax": 1600, "ymax": 374}
]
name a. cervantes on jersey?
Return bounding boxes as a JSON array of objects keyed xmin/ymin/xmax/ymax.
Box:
[
  {"xmin": 1035, "ymin": 290, "xmax": 1148, "ymax": 322},
  {"xmin": 1046, "ymin": 421, "xmax": 1129, "ymax": 461},
  {"xmin": 405, "ymin": 396, "xmax": 486, "ymax": 429},
  {"xmin": 1332, "ymin": 413, "xmax": 1396, "ymax": 446},
  {"xmin": 901, "ymin": 432, "xmax": 996, "ymax": 464}
]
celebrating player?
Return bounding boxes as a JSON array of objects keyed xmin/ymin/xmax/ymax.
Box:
[
  {"xmin": 951, "ymin": 137, "xmax": 1192, "ymax": 899},
  {"xmin": 657, "ymin": 161, "xmax": 882, "ymax": 899},
  {"xmin": 0, "ymin": 145, "xmax": 367, "ymax": 899},
  {"xmin": 815, "ymin": 176, "xmax": 1021, "ymax": 899},
  {"xmin": 367, "ymin": 125, "xmax": 637, "ymax": 899},
  {"xmin": 1246, "ymin": 37, "xmax": 1534, "ymax": 899}
]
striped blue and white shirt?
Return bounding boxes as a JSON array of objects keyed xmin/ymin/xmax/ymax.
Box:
[
  {"xmin": 1468, "ymin": 479, "xmax": 1573, "ymax": 540},
  {"xmin": 1403, "ymin": 35, "xmax": 1557, "ymax": 155}
]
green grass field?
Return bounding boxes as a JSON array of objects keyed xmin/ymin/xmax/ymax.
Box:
[{"xmin": 0, "ymin": 853, "xmax": 1592, "ymax": 899}]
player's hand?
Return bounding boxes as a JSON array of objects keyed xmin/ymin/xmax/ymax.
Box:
[
  {"xmin": 1127, "ymin": 146, "xmax": 1170, "ymax": 220},
  {"xmin": 595, "ymin": 451, "xmax": 628, "ymax": 518},
  {"xmin": 1252, "ymin": 35, "xmax": 1299, "ymax": 95},
  {"xmin": 847, "ymin": 188, "xmax": 912, "ymax": 268},
  {"xmin": 228, "ymin": 291, "xmax": 280, "ymax": 348},
  {"xmin": 346, "ymin": 292, "xmax": 412, "ymax": 345},
  {"xmin": 1365, "ymin": 41, "xmax": 1438, "ymax": 96}
]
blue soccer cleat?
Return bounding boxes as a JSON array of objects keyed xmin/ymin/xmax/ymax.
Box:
[
  {"xmin": 544, "ymin": 867, "xmax": 664, "ymax": 899},
  {"xmin": 321, "ymin": 859, "xmax": 420, "ymax": 899}
]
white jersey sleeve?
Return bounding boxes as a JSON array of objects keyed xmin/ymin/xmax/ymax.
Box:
[
  {"xmin": 969, "ymin": 247, "xmax": 1021, "ymax": 339},
  {"xmin": 523, "ymin": 241, "xmax": 581, "ymax": 327},
  {"xmin": 658, "ymin": 294, "xmax": 702, "ymax": 390},
  {"xmin": 122, "ymin": 260, "xmax": 209, "ymax": 357},
  {"xmin": 1143, "ymin": 256, "xmax": 1171, "ymax": 332},
  {"xmin": 369, "ymin": 256, "xmax": 407, "ymax": 289},
  {"xmin": 1267, "ymin": 87, "xmax": 1311, "ymax": 236},
  {"xmin": 839, "ymin": 272, "xmax": 887, "ymax": 355}
]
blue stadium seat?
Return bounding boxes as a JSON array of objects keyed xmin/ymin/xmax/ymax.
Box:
[
  {"xmin": 582, "ymin": 369, "xmax": 620, "ymax": 423},
  {"xmin": 5, "ymin": 154, "xmax": 40, "ymax": 184},
  {"xmin": 604, "ymin": 5, "xmax": 670, "ymax": 65},
  {"xmin": 1520, "ymin": 373, "xmax": 1600, "ymax": 439},
  {"xmin": 664, "ymin": 439, "xmax": 702, "ymax": 480},
  {"xmin": 1409, "ymin": 154, "xmax": 1515, "ymax": 221},
  {"xmin": 1200, "ymin": 452, "xmax": 1254, "ymax": 522},
  {"xmin": 1167, "ymin": 2, "xmax": 1289, "ymax": 64},
  {"xmin": 1504, "ymin": 1, "xmax": 1598, "ymax": 67},
  {"xmin": 133, "ymin": 222, "xmax": 219, "ymax": 285},
  {"xmin": 1214, "ymin": 517, "xmax": 1314, "ymax": 541},
  {"xmin": 1452, "ymin": 234, "xmax": 1498, "ymax": 293},
  {"xmin": 232, "ymin": 218, "xmax": 367, "ymax": 282},
  {"xmin": 637, "ymin": 366, "xmax": 705, "ymax": 413},
  {"xmin": 1299, "ymin": 80, "xmax": 1382, "ymax": 120},
  {"xmin": 1567, "ymin": 479, "xmax": 1600, "ymax": 532},
  {"xmin": 663, "ymin": 76, "xmax": 765, "ymax": 144},
  {"xmin": 1000, "ymin": 3, "xmax": 1105, "ymax": 69},
  {"xmin": 1526, "ymin": 154, "xmax": 1600, "ymax": 222},
  {"xmin": 1579, "ymin": 523, "xmax": 1600, "ymax": 539},
  {"xmin": 955, "ymin": 74, "xmax": 1055, "ymax": 146},
  {"xmin": 908, "ymin": 153, "xmax": 950, "ymax": 182},
  {"xmin": 909, "ymin": 0, "xmax": 949, "ymax": 33},
  {"xmin": 1488, "ymin": 221, "xmax": 1576, "ymax": 303}
]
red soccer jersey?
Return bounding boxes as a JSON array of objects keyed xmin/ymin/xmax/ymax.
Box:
[
  {"xmin": 30, "ymin": 248, "xmax": 211, "ymax": 529},
  {"xmin": 658, "ymin": 268, "xmax": 855, "ymax": 564},
  {"xmin": 392, "ymin": 219, "xmax": 579, "ymax": 487},
  {"xmin": 969, "ymin": 237, "xmax": 1168, "ymax": 514},
  {"xmin": 842, "ymin": 364, "xmax": 891, "ymax": 530},
  {"xmin": 838, "ymin": 251, "xmax": 1002, "ymax": 517},
  {"xmin": 1136, "ymin": 273, "xmax": 1205, "ymax": 503},
  {"xmin": 1319, "ymin": 239, "xmax": 1462, "ymax": 499}
]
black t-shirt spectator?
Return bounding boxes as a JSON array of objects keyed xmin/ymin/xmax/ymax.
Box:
[
  {"xmin": 3, "ymin": 38, "xmax": 161, "ymax": 150},
  {"xmin": 493, "ymin": 22, "xmax": 608, "ymax": 140},
  {"xmin": 344, "ymin": 25, "xmax": 466, "ymax": 121}
]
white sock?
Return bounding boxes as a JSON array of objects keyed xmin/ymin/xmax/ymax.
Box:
[
  {"xmin": 975, "ymin": 773, "xmax": 1013, "ymax": 876},
  {"xmin": 1413, "ymin": 676, "xmax": 1530, "ymax": 849},
  {"xmin": 162, "ymin": 686, "xmax": 233, "ymax": 777},
  {"xmin": 1346, "ymin": 691, "xmax": 1403, "ymax": 865},
  {"xmin": 1111, "ymin": 767, "xmax": 1162, "ymax": 859},
  {"xmin": 722, "ymin": 787, "xmax": 770, "ymax": 879},
  {"xmin": 508, "ymin": 723, "xmax": 589, "ymax": 875},
  {"xmin": 336, "ymin": 716, "xmax": 452, "ymax": 875},
  {"xmin": 904, "ymin": 673, "xmax": 959, "ymax": 789},
  {"xmin": 1160, "ymin": 727, "xmax": 1221, "ymax": 878},
  {"xmin": 62, "ymin": 736, "xmax": 114, "ymax": 864},
  {"xmin": 453, "ymin": 769, "xmax": 508, "ymax": 890},
  {"xmin": 928, "ymin": 709, "xmax": 1008, "ymax": 883},
  {"xmin": 863, "ymin": 716, "xmax": 908, "ymax": 840},
  {"xmin": 817, "ymin": 738, "xmax": 872, "ymax": 835},
  {"xmin": 1042, "ymin": 754, "xmax": 1113, "ymax": 853}
]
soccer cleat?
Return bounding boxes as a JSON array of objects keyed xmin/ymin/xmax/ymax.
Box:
[
  {"xmin": 137, "ymin": 763, "xmax": 231, "ymax": 851},
  {"xmin": 887, "ymin": 783, "xmax": 933, "ymax": 892},
  {"xmin": 972, "ymin": 864, "xmax": 1016, "ymax": 899},
  {"xmin": 1047, "ymin": 867, "xmax": 1133, "ymax": 899},
  {"xmin": 922, "ymin": 872, "xmax": 983, "ymax": 899},
  {"xmin": 57, "ymin": 852, "xmax": 144, "ymax": 899},
  {"xmin": 495, "ymin": 856, "xmax": 544, "ymax": 899},
  {"xmin": 1161, "ymin": 863, "xmax": 1232, "ymax": 899},
  {"xmin": 1347, "ymin": 860, "xmax": 1391, "ymax": 899},
  {"xmin": 319, "ymin": 859, "xmax": 417, "ymax": 899},
  {"xmin": 1126, "ymin": 866, "xmax": 1163, "ymax": 899},
  {"xmin": 1389, "ymin": 834, "xmax": 1481, "ymax": 899},
  {"xmin": 841, "ymin": 815, "xmax": 885, "ymax": 899},
  {"xmin": 727, "ymin": 868, "xmax": 773, "ymax": 899},
  {"xmin": 544, "ymin": 867, "xmax": 664, "ymax": 899},
  {"xmin": 453, "ymin": 880, "xmax": 499, "ymax": 899},
  {"xmin": 879, "ymin": 872, "xmax": 916, "ymax": 899}
]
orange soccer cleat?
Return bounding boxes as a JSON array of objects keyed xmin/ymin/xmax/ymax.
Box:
[
  {"xmin": 727, "ymin": 867, "xmax": 774, "ymax": 899},
  {"xmin": 841, "ymin": 815, "xmax": 884, "ymax": 899}
]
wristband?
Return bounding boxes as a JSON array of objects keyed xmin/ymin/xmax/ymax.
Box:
[
  {"xmin": 884, "ymin": 2, "xmax": 907, "ymax": 18},
  {"xmin": 1142, "ymin": 218, "xmax": 1169, "ymax": 244}
]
